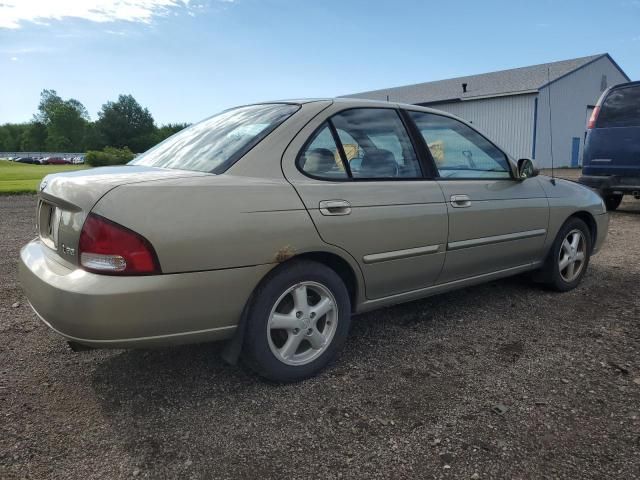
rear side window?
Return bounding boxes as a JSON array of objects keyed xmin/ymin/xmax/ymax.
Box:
[
  {"xmin": 332, "ymin": 109, "xmax": 421, "ymax": 179},
  {"xmin": 298, "ymin": 123, "xmax": 348, "ymax": 180},
  {"xmin": 597, "ymin": 86, "xmax": 640, "ymax": 128},
  {"xmin": 298, "ymin": 108, "xmax": 422, "ymax": 180}
]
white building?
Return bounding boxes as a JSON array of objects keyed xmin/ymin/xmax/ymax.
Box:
[{"xmin": 343, "ymin": 54, "xmax": 630, "ymax": 167}]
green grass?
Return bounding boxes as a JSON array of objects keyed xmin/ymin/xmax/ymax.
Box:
[{"xmin": 0, "ymin": 160, "xmax": 89, "ymax": 194}]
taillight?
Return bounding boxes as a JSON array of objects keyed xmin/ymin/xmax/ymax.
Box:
[
  {"xmin": 78, "ymin": 213, "xmax": 161, "ymax": 275},
  {"xmin": 587, "ymin": 106, "xmax": 600, "ymax": 129}
]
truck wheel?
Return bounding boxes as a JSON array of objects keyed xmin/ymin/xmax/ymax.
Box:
[
  {"xmin": 242, "ymin": 260, "xmax": 351, "ymax": 382},
  {"xmin": 604, "ymin": 194, "xmax": 622, "ymax": 211}
]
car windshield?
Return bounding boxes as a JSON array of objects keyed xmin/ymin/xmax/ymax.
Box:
[{"xmin": 129, "ymin": 103, "xmax": 300, "ymax": 173}]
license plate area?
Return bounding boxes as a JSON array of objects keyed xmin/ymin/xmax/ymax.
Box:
[{"xmin": 37, "ymin": 200, "xmax": 61, "ymax": 250}]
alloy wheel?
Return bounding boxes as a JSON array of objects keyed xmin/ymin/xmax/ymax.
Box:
[
  {"xmin": 558, "ymin": 229, "xmax": 587, "ymax": 282},
  {"xmin": 267, "ymin": 281, "xmax": 338, "ymax": 366}
]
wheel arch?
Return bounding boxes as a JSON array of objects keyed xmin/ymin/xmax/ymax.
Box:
[
  {"xmin": 569, "ymin": 210, "xmax": 597, "ymax": 252},
  {"xmin": 221, "ymin": 249, "xmax": 363, "ymax": 365},
  {"xmin": 286, "ymin": 251, "xmax": 360, "ymax": 308}
]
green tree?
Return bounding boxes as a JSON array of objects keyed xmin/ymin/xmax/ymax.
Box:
[
  {"xmin": 97, "ymin": 94, "xmax": 156, "ymax": 152},
  {"xmin": 34, "ymin": 89, "xmax": 61, "ymax": 123},
  {"xmin": 85, "ymin": 146, "xmax": 135, "ymax": 166},
  {"xmin": 0, "ymin": 123, "xmax": 29, "ymax": 151},
  {"xmin": 0, "ymin": 90, "xmax": 189, "ymax": 155},
  {"xmin": 82, "ymin": 122, "xmax": 106, "ymax": 151},
  {"xmin": 156, "ymin": 122, "xmax": 190, "ymax": 143},
  {"xmin": 20, "ymin": 121, "xmax": 48, "ymax": 151},
  {"xmin": 35, "ymin": 89, "xmax": 90, "ymax": 151}
]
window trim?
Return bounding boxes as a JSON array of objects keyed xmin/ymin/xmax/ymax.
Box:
[
  {"xmin": 328, "ymin": 119, "xmax": 353, "ymax": 178},
  {"xmin": 398, "ymin": 109, "xmax": 437, "ymax": 179},
  {"xmin": 403, "ymin": 109, "xmax": 516, "ymax": 181},
  {"xmin": 295, "ymin": 106, "xmax": 429, "ymax": 182}
]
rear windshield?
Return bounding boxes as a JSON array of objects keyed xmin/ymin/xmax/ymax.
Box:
[
  {"xmin": 597, "ymin": 85, "xmax": 640, "ymax": 128},
  {"xmin": 129, "ymin": 103, "xmax": 300, "ymax": 173}
]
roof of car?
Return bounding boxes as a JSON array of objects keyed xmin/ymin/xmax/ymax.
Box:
[
  {"xmin": 609, "ymin": 79, "xmax": 640, "ymax": 89},
  {"xmin": 330, "ymin": 98, "xmax": 455, "ymax": 114},
  {"xmin": 260, "ymin": 97, "xmax": 449, "ymax": 112}
]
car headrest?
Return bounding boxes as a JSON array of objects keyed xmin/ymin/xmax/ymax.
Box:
[
  {"xmin": 306, "ymin": 148, "xmax": 336, "ymax": 172},
  {"xmin": 361, "ymin": 149, "xmax": 394, "ymax": 167},
  {"xmin": 360, "ymin": 149, "xmax": 397, "ymax": 176}
]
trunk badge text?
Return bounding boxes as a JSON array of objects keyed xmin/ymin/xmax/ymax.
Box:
[{"xmin": 62, "ymin": 244, "xmax": 76, "ymax": 256}]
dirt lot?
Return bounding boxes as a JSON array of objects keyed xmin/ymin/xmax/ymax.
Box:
[{"xmin": 1, "ymin": 184, "xmax": 639, "ymax": 479}]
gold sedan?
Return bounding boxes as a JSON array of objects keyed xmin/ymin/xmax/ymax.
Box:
[{"xmin": 20, "ymin": 99, "xmax": 608, "ymax": 382}]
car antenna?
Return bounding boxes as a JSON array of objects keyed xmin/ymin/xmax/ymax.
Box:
[{"xmin": 547, "ymin": 66, "xmax": 556, "ymax": 185}]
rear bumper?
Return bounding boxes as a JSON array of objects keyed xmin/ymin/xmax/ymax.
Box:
[
  {"xmin": 19, "ymin": 239, "xmax": 272, "ymax": 348},
  {"xmin": 578, "ymin": 175, "xmax": 640, "ymax": 195}
]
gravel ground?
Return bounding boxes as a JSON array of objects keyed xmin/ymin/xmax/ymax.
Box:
[{"xmin": 1, "ymin": 188, "xmax": 639, "ymax": 480}]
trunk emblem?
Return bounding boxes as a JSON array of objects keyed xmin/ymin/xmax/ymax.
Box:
[{"xmin": 62, "ymin": 244, "xmax": 76, "ymax": 256}]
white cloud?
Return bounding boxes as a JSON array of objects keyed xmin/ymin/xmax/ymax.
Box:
[
  {"xmin": 10, "ymin": 56, "xmax": 18, "ymax": 61},
  {"xmin": 0, "ymin": 45, "xmax": 56, "ymax": 54},
  {"xmin": 0, "ymin": 1, "xmax": 193, "ymax": 29}
]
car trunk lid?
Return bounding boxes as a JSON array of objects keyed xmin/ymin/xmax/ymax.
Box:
[{"xmin": 37, "ymin": 165, "xmax": 209, "ymax": 267}]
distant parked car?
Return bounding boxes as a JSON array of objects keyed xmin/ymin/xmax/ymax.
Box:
[
  {"xmin": 45, "ymin": 157, "xmax": 70, "ymax": 165},
  {"xmin": 580, "ymin": 81, "xmax": 640, "ymax": 210},
  {"xmin": 20, "ymin": 99, "xmax": 609, "ymax": 382},
  {"xmin": 16, "ymin": 157, "xmax": 37, "ymax": 164}
]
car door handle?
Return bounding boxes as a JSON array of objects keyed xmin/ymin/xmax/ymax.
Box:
[
  {"xmin": 450, "ymin": 194, "xmax": 471, "ymax": 208},
  {"xmin": 319, "ymin": 200, "xmax": 352, "ymax": 216}
]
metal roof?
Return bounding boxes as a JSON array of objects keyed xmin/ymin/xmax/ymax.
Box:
[{"xmin": 342, "ymin": 54, "xmax": 628, "ymax": 105}]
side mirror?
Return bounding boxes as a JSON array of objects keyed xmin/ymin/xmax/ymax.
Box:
[{"xmin": 517, "ymin": 158, "xmax": 539, "ymax": 180}]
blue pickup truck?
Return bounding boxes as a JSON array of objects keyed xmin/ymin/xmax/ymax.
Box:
[{"xmin": 580, "ymin": 81, "xmax": 640, "ymax": 210}]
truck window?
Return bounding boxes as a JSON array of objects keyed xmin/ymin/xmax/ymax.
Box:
[{"xmin": 597, "ymin": 85, "xmax": 640, "ymax": 128}]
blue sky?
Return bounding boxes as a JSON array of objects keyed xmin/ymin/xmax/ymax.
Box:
[{"xmin": 1, "ymin": 0, "xmax": 638, "ymax": 125}]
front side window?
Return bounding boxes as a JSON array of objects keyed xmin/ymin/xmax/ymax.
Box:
[
  {"xmin": 597, "ymin": 85, "xmax": 640, "ymax": 128},
  {"xmin": 408, "ymin": 111, "xmax": 511, "ymax": 179},
  {"xmin": 130, "ymin": 103, "xmax": 299, "ymax": 173}
]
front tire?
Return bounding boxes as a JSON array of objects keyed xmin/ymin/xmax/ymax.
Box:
[
  {"xmin": 604, "ymin": 194, "xmax": 622, "ymax": 211},
  {"xmin": 537, "ymin": 217, "xmax": 592, "ymax": 292},
  {"xmin": 242, "ymin": 260, "xmax": 351, "ymax": 382}
]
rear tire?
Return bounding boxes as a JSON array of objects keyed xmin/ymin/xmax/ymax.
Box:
[
  {"xmin": 242, "ymin": 260, "xmax": 351, "ymax": 383},
  {"xmin": 604, "ymin": 194, "xmax": 622, "ymax": 211},
  {"xmin": 536, "ymin": 217, "xmax": 592, "ymax": 292}
]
